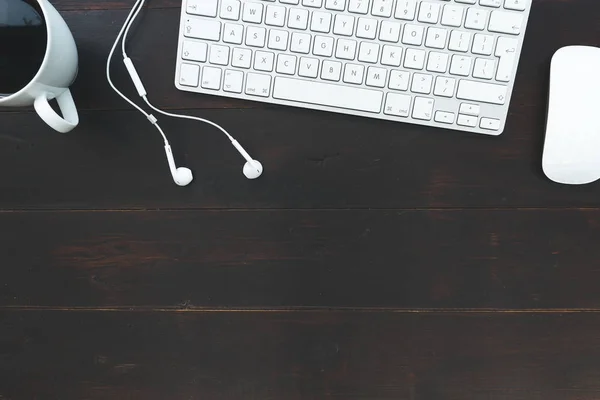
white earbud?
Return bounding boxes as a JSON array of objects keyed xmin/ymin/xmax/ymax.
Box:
[
  {"xmin": 231, "ymin": 139, "xmax": 263, "ymax": 179},
  {"xmin": 243, "ymin": 160, "xmax": 263, "ymax": 180},
  {"xmin": 164, "ymin": 144, "xmax": 193, "ymax": 186}
]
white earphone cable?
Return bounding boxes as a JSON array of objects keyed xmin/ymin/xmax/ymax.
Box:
[{"xmin": 106, "ymin": 0, "xmax": 168, "ymax": 143}]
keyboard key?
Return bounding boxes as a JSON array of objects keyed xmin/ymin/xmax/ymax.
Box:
[
  {"xmin": 434, "ymin": 111, "xmax": 455, "ymax": 124},
  {"xmin": 254, "ymin": 50, "xmax": 275, "ymax": 71},
  {"xmin": 441, "ymin": 4, "xmax": 464, "ymax": 27},
  {"xmin": 449, "ymin": 55, "xmax": 472, "ymax": 76},
  {"xmin": 335, "ymin": 38, "xmax": 357, "ymax": 60},
  {"xmin": 223, "ymin": 23, "xmax": 243, "ymax": 44},
  {"xmin": 280, "ymin": 0, "xmax": 300, "ymax": 3},
  {"xmin": 209, "ymin": 44, "xmax": 230, "ymax": 65},
  {"xmin": 402, "ymin": 24, "xmax": 424, "ymax": 45},
  {"xmin": 457, "ymin": 114, "xmax": 477, "ymax": 127},
  {"xmin": 311, "ymin": 11, "xmax": 333, "ymax": 32},
  {"xmin": 184, "ymin": 18, "xmax": 221, "ymax": 41},
  {"xmin": 299, "ymin": 57, "xmax": 320, "ymax": 78},
  {"xmin": 488, "ymin": 10, "xmax": 523, "ymax": 35},
  {"xmin": 433, "ymin": 76, "xmax": 456, "ymax": 97},
  {"xmin": 480, "ymin": 117, "xmax": 501, "ymax": 130},
  {"xmin": 348, "ymin": 0, "xmax": 370, "ymax": 14},
  {"xmin": 417, "ymin": 2, "xmax": 441, "ymax": 24},
  {"xmin": 343, "ymin": 63, "xmax": 365, "ymax": 84},
  {"xmin": 472, "ymin": 58, "xmax": 496, "ymax": 79},
  {"xmin": 273, "ymin": 76, "xmax": 383, "ymax": 113},
  {"xmin": 404, "ymin": 48, "xmax": 426, "ymax": 70},
  {"xmin": 321, "ymin": 60, "xmax": 342, "ymax": 81},
  {"xmin": 179, "ymin": 63, "xmax": 200, "ymax": 87},
  {"xmin": 220, "ymin": 0, "xmax": 241, "ymax": 20},
  {"xmin": 480, "ymin": 0, "xmax": 501, "ymax": 7},
  {"xmin": 333, "ymin": 14, "xmax": 355, "ymax": 36},
  {"xmin": 465, "ymin": 8, "xmax": 488, "ymax": 30},
  {"xmin": 223, "ymin": 69, "xmax": 244, "ymax": 93},
  {"xmin": 388, "ymin": 70, "xmax": 410, "ymax": 91},
  {"xmin": 504, "ymin": 0, "xmax": 527, "ymax": 11},
  {"xmin": 381, "ymin": 45, "xmax": 402, "ymax": 67},
  {"xmin": 201, "ymin": 66, "xmax": 221, "ymax": 90},
  {"xmin": 245, "ymin": 72, "xmax": 272, "ymax": 96},
  {"xmin": 232, "ymin": 47, "xmax": 252, "ymax": 68},
  {"xmin": 358, "ymin": 42, "xmax": 379, "ymax": 63},
  {"xmin": 325, "ymin": 0, "xmax": 346, "ymax": 11},
  {"xmin": 246, "ymin": 26, "xmax": 266, "ymax": 47},
  {"xmin": 456, "ymin": 80, "xmax": 507, "ymax": 104},
  {"xmin": 268, "ymin": 29, "xmax": 289, "ymax": 50},
  {"xmin": 459, "ymin": 103, "xmax": 480, "ymax": 115},
  {"xmin": 472, "ymin": 33, "xmax": 494, "ymax": 55},
  {"xmin": 379, "ymin": 21, "xmax": 401, "ymax": 42},
  {"xmin": 288, "ymin": 8, "xmax": 309, "ymax": 29},
  {"xmin": 242, "ymin": 2, "xmax": 264, "ymax": 23},
  {"xmin": 425, "ymin": 27, "xmax": 447, "ymax": 49},
  {"xmin": 412, "ymin": 97, "xmax": 434, "ymax": 120},
  {"xmin": 384, "ymin": 93, "xmax": 411, "ymax": 117},
  {"xmin": 495, "ymin": 36, "xmax": 518, "ymax": 81},
  {"xmin": 366, "ymin": 66, "xmax": 387, "ymax": 88},
  {"xmin": 265, "ymin": 5, "xmax": 286, "ymax": 26},
  {"xmin": 182, "ymin": 41, "xmax": 207, "ymax": 62},
  {"xmin": 411, "ymin": 73, "xmax": 433, "ymax": 94},
  {"xmin": 426, "ymin": 52, "xmax": 448, "ymax": 73},
  {"xmin": 313, "ymin": 35, "xmax": 335, "ymax": 57},
  {"xmin": 291, "ymin": 32, "xmax": 312, "ymax": 53},
  {"xmin": 395, "ymin": 0, "xmax": 417, "ymax": 20},
  {"xmin": 276, "ymin": 54, "xmax": 297, "ymax": 74},
  {"xmin": 372, "ymin": 0, "xmax": 394, "ymax": 17},
  {"xmin": 356, "ymin": 18, "xmax": 378, "ymax": 39},
  {"xmin": 303, "ymin": 0, "xmax": 323, "ymax": 7},
  {"xmin": 448, "ymin": 31, "xmax": 471, "ymax": 52},
  {"xmin": 187, "ymin": 0, "xmax": 218, "ymax": 17}
]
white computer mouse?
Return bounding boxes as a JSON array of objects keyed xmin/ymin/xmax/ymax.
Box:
[{"xmin": 542, "ymin": 45, "xmax": 600, "ymax": 185}]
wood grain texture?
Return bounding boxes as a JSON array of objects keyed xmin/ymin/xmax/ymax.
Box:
[
  {"xmin": 2, "ymin": 310, "xmax": 600, "ymax": 400},
  {"xmin": 2, "ymin": 209, "xmax": 599, "ymax": 309},
  {"xmin": 1, "ymin": 1, "xmax": 600, "ymax": 399},
  {"xmin": 52, "ymin": 0, "xmax": 181, "ymax": 11},
  {"xmin": 3, "ymin": 107, "xmax": 600, "ymax": 209}
]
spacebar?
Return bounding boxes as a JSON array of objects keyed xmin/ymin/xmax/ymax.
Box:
[{"xmin": 272, "ymin": 77, "xmax": 383, "ymax": 113}]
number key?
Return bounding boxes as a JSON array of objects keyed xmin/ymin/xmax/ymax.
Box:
[
  {"xmin": 371, "ymin": 0, "xmax": 393, "ymax": 17},
  {"xmin": 325, "ymin": 0, "xmax": 346, "ymax": 10},
  {"xmin": 394, "ymin": 0, "xmax": 417, "ymax": 20}
]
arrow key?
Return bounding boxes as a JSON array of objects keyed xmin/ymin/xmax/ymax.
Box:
[{"xmin": 457, "ymin": 114, "xmax": 478, "ymax": 127}]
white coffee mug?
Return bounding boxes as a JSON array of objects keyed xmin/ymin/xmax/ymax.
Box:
[{"xmin": 0, "ymin": 0, "xmax": 79, "ymax": 133}]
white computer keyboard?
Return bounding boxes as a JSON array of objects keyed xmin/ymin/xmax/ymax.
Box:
[{"xmin": 174, "ymin": 0, "xmax": 531, "ymax": 135}]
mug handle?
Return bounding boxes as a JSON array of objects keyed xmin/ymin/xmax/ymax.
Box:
[{"xmin": 34, "ymin": 89, "xmax": 79, "ymax": 133}]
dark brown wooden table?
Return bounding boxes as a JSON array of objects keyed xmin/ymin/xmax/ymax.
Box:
[{"xmin": 1, "ymin": 0, "xmax": 600, "ymax": 398}]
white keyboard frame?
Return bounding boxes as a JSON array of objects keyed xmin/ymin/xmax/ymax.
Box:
[{"xmin": 174, "ymin": 0, "xmax": 532, "ymax": 136}]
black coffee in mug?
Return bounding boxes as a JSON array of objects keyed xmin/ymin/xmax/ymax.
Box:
[{"xmin": 0, "ymin": 0, "xmax": 48, "ymax": 96}]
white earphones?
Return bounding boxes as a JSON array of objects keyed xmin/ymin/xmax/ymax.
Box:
[
  {"xmin": 164, "ymin": 144, "xmax": 193, "ymax": 186},
  {"xmin": 106, "ymin": 0, "xmax": 263, "ymax": 186}
]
